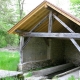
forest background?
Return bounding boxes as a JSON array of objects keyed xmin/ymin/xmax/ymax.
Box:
[{"xmin": 0, "ymin": 0, "xmax": 80, "ymax": 48}]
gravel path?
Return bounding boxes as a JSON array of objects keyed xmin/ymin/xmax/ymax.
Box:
[
  {"xmin": 0, "ymin": 47, "xmax": 19, "ymax": 52},
  {"xmin": 0, "ymin": 70, "xmax": 22, "ymax": 78}
]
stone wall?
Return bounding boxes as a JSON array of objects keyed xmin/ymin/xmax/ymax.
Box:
[
  {"xmin": 65, "ymin": 40, "xmax": 80, "ymax": 66},
  {"xmin": 19, "ymin": 60, "xmax": 54, "ymax": 72},
  {"xmin": 50, "ymin": 39, "xmax": 65, "ymax": 65},
  {"xmin": 19, "ymin": 38, "xmax": 66, "ymax": 72},
  {"xmin": 23, "ymin": 37, "xmax": 48, "ymax": 62},
  {"xmin": 20, "ymin": 38, "xmax": 80, "ymax": 72}
]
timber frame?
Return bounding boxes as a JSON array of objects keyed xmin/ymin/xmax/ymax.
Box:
[
  {"xmin": 8, "ymin": 1, "xmax": 80, "ymax": 72},
  {"xmin": 16, "ymin": 11, "xmax": 80, "ymax": 52}
]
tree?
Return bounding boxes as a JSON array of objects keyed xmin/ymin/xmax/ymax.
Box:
[
  {"xmin": 18, "ymin": 0, "xmax": 25, "ymax": 19},
  {"xmin": 0, "ymin": 0, "xmax": 25, "ymax": 47},
  {"xmin": 70, "ymin": 0, "xmax": 80, "ymax": 18}
]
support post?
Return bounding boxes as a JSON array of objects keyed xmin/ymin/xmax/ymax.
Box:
[
  {"xmin": 20, "ymin": 36, "xmax": 24, "ymax": 64},
  {"xmin": 48, "ymin": 11, "xmax": 53, "ymax": 59},
  {"xmin": 48, "ymin": 11, "xmax": 53, "ymax": 33}
]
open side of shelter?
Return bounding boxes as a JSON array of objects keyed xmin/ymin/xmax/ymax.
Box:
[{"xmin": 8, "ymin": 1, "xmax": 80, "ymax": 73}]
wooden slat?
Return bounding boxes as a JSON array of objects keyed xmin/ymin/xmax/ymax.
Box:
[{"xmin": 22, "ymin": 32, "xmax": 80, "ymax": 39}]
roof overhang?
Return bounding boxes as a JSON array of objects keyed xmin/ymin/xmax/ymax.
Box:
[{"xmin": 8, "ymin": 1, "xmax": 80, "ymax": 34}]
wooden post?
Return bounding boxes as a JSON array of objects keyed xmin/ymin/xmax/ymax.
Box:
[
  {"xmin": 20, "ymin": 36, "xmax": 24, "ymax": 64},
  {"xmin": 48, "ymin": 11, "xmax": 53, "ymax": 33},
  {"xmin": 48, "ymin": 11, "xmax": 53, "ymax": 59}
]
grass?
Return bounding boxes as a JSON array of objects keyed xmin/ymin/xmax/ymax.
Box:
[
  {"xmin": 24, "ymin": 72, "xmax": 32, "ymax": 78},
  {"xmin": 0, "ymin": 51, "xmax": 20, "ymax": 71},
  {"xmin": 1, "ymin": 51, "xmax": 80, "ymax": 80},
  {"xmin": 68, "ymin": 75, "xmax": 80, "ymax": 80},
  {"xmin": 0, "ymin": 51, "xmax": 20, "ymax": 80}
]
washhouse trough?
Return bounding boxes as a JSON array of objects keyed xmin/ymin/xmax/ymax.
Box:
[{"xmin": 8, "ymin": 1, "xmax": 80, "ymax": 78}]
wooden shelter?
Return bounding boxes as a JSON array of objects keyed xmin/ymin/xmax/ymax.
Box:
[{"xmin": 8, "ymin": 1, "xmax": 80, "ymax": 72}]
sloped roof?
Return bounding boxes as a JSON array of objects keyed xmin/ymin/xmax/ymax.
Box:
[{"xmin": 8, "ymin": 1, "xmax": 80, "ymax": 34}]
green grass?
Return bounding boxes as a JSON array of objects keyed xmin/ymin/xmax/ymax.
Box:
[
  {"xmin": 25, "ymin": 72, "xmax": 32, "ymax": 78},
  {"xmin": 68, "ymin": 75, "xmax": 80, "ymax": 80},
  {"xmin": 0, "ymin": 51, "xmax": 20, "ymax": 71}
]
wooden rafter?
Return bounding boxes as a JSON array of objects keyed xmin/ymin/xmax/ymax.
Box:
[{"xmin": 53, "ymin": 14, "xmax": 80, "ymax": 52}]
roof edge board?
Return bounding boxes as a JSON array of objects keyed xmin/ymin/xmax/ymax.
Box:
[
  {"xmin": 46, "ymin": 2, "xmax": 80, "ymax": 26},
  {"xmin": 8, "ymin": 1, "xmax": 48, "ymax": 34},
  {"xmin": 8, "ymin": 1, "xmax": 80, "ymax": 34}
]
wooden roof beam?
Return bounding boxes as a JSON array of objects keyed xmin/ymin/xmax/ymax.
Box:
[{"xmin": 22, "ymin": 32, "xmax": 80, "ymax": 39}]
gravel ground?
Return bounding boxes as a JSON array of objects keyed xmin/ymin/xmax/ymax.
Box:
[{"xmin": 0, "ymin": 47, "xmax": 19, "ymax": 52}]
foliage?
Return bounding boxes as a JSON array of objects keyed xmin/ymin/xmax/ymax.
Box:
[
  {"xmin": 52, "ymin": 76, "xmax": 58, "ymax": 80},
  {"xmin": 1, "ymin": 77, "xmax": 21, "ymax": 80},
  {"xmin": 0, "ymin": 0, "xmax": 25, "ymax": 47},
  {"xmin": 17, "ymin": 0, "xmax": 25, "ymax": 19},
  {"xmin": 70, "ymin": 0, "xmax": 80, "ymax": 5},
  {"xmin": 0, "ymin": 51, "xmax": 19, "ymax": 70},
  {"xmin": 68, "ymin": 75, "xmax": 80, "ymax": 80},
  {"xmin": 68, "ymin": 75, "xmax": 75, "ymax": 80},
  {"xmin": 0, "ymin": 51, "xmax": 22, "ymax": 80},
  {"xmin": 25, "ymin": 72, "xmax": 32, "ymax": 78},
  {"xmin": 70, "ymin": 0, "xmax": 80, "ymax": 18}
]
